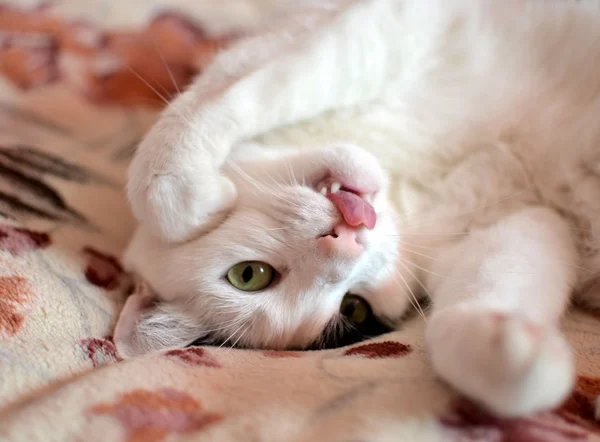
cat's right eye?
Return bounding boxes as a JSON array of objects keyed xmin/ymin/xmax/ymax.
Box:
[{"xmin": 226, "ymin": 261, "xmax": 275, "ymax": 292}]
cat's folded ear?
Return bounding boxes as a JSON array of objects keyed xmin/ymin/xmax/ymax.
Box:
[{"xmin": 114, "ymin": 281, "xmax": 200, "ymax": 359}]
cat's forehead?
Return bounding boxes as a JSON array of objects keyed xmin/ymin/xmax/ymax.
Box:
[
  {"xmin": 201, "ymin": 206, "xmax": 290, "ymax": 257},
  {"xmin": 218, "ymin": 177, "xmax": 334, "ymax": 230}
]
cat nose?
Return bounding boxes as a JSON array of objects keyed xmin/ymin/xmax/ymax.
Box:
[{"xmin": 318, "ymin": 223, "xmax": 364, "ymax": 258}]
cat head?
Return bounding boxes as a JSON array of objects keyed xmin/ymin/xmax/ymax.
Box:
[{"xmin": 115, "ymin": 143, "xmax": 411, "ymax": 358}]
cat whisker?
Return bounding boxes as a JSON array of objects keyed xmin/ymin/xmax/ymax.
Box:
[
  {"xmin": 228, "ymin": 163, "xmax": 269, "ymax": 196},
  {"xmin": 285, "ymin": 160, "xmax": 299, "ymax": 187},
  {"xmin": 397, "ymin": 255, "xmax": 457, "ymax": 282},
  {"xmin": 125, "ymin": 66, "xmax": 173, "ymax": 109},
  {"xmin": 392, "ymin": 231, "xmax": 471, "ymax": 237},
  {"xmin": 562, "ymin": 262, "xmax": 596, "ymax": 273},
  {"xmin": 227, "ymin": 163, "xmax": 279, "ymax": 198},
  {"xmin": 400, "ymin": 246, "xmax": 448, "ymax": 263},
  {"xmin": 218, "ymin": 321, "xmax": 248, "ymax": 349},
  {"xmin": 399, "ymin": 254, "xmax": 549, "ymax": 279},
  {"xmin": 119, "ymin": 65, "xmax": 217, "ymax": 159},
  {"xmin": 108, "ymin": 96, "xmax": 168, "ymax": 107},
  {"xmin": 395, "ymin": 259, "xmax": 432, "ymax": 319},
  {"xmin": 264, "ymin": 169, "xmax": 299, "ymax": 196},
  {"xmin": 393, "ymin": 234, "xmax": 597, "ymax": 276},
  {"xmin": 316, "ymin": 316, "xmax": 353, "ymax": 349},
  {"xmin": 199, "ymin": 321, "xmax": 246, "ymax": 334},
  {"xmin": 284, "ymin": 160, "xmax": 293, "ymax": 184},
  {"xmin": 392, "ymin": 236, "xmax": 592, "ymax": 288},
  {"xmin": 399, "ymin": 240, "xmax": 596, "ymax": 275},
  {"xmin": 124, "ymin": 65, "xmax": 219, "ymax": 162},
  {"xmin": 391, "ymin": 270, "xmax": 427, "ymax": 322},
  {"xmin": 230, "ymin": 325, "xmax": 250, "ymax": 349},
  {"xmin": 567, "ymin": 226, "xmax": 597, "ymax": 233},
  {"xmin": 391, "ymin": 225, "xmax": 597, "ymax": 238},
  {"xmin": 227, "ymin": 160, "xmax": 301, "ymax": 207},
  {"xmin": 263, "ymin": 169, "xmax": 285, "ymax": 189},
  {"xmin": 148, "ymin": 36, "xmax": 182, "ymax": 96},
  {"xmin": 385, "ymin": 237, "xmax": 449, "ymax": 251},
  {"xmin": 392, "ymin": 189, "xmax": 528, "ymax": 228}
]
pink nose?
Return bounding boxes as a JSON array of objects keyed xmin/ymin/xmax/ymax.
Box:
[{"xmin": 317, "ymin": 224, "xmax": 364, "ymax": 258}]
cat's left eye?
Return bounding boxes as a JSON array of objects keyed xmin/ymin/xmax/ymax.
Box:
[
  {"xmin": 310, "ymin": 294, "xmax": 392, "ymax": 350},
  {"xmin": 227, "ymin": 261, "xmax": 275, "ymax": 292},
  {"xmin": 340, "ymin": 294, "xmax": 372, "ymax": 325}
]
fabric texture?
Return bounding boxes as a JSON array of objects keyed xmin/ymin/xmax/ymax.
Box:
[{"xmin": 1, "ymin": 2, "xmax": 600, "ymax": 441}]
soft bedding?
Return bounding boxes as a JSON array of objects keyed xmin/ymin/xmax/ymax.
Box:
[{"xmin": 1, "ymin": 2, "xmax": 600, "ymax": 441}]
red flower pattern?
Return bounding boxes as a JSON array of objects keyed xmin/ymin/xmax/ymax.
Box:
[
  {"xmin": 0, "ymin": 5, "xmax": 233, "ymax": 108},
  {"xmin": 80, "ymin": 335, "xmax": 123, "ymax": 367},
  {"xmin": 82, "ymin": 247, "xmax": 123, "ymax": 290},
  {"xmin": 165, "ymin": 348, "xmax": 221, "ymax": 368},
  {"xmin": 0, "ymin": 226, "xmax": 50, "ymax": 255},
  {"xmin": 440, "ymin": 376, "xmax": 600, "ymax": 441},
  {"xmin": 343, "ymin": 341, "xmax": 412, "ymax": 359},
  {"xmin": 0, "ymin": 275, "xmax": 30, "ymax": 336},
  {"xmin": 440, "ymin": 399, "xmax": 589, "ymax": 442},
  {"xmin": 263, "ymin": 350, "xmax": 304, "ymax": 358},
  {"xmin": 91, "ymin": 388, "xmax": 223, "ymax": 442},
  {"xmin": 556, "ymin": 376, "xmax": 600, "ymax": 433}
]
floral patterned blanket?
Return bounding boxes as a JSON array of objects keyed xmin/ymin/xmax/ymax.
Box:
[{"xmin": 1, "ymin": 2, "xmax": 600, "ymax": 441}]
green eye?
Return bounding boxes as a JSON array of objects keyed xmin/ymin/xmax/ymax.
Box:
[
  {"xmin": 227, "ymin": 261, "xmax": 274, "ymax": 291},
  {"xmin": 340, "ymin": 294, "xmax": 371, "ymax": 325}
]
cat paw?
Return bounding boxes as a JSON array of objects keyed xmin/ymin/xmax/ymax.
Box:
[
  {"xmin": 127, "ymin": 120, "xmax": 237, "ymax": 243},
  {"xmin": 426, "ymin": 306, "xmax": 575, "ymax": 417}
]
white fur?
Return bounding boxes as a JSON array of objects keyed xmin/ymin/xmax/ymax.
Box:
[{"xmin": 121, "ymin": 0, "xmax": 600, "ymax": 418}]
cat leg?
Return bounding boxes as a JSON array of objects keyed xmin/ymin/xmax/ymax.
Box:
[
  {"xmin": 424, "ymin": 207, "xmax": 577, "ymax": 417},
  {"xmin": 127, "ymin": 0, "xmax": 392, "ymax": 242}
]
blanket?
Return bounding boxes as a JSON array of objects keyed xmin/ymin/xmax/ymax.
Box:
[{"xmin": 1, "ymin": 2, "xmax": 600, "ymax": 441}]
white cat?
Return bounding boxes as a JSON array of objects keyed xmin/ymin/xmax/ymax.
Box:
[{"xmin": 115, "ymin": 0, "xmax": 600, "ymax": 418}]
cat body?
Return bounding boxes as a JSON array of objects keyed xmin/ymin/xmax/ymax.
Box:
[{"xmin": 117, "ymin": 0, "xmax": 600, "ymax": 418}]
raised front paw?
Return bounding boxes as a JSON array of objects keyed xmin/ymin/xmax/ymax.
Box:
[
  {"xmin": 426, "ymin": 306, "xmax": 575, "ymax": 417},
  {"xmin": 127, "ymin": 118, "xmax": 237, "ymax": 243}
]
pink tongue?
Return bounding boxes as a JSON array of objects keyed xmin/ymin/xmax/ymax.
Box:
[{"xmin": 328, "ymin": 190, "xmax": 376, "ymax": 230}]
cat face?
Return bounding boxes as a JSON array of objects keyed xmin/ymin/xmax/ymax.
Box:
[{"xmin": 116, "ymin": 144, "xmax": 410, "ymax": 357}]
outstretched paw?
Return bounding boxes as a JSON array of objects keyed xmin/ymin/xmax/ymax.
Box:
[{"xmin": 427, "ymin": 306, "xmax": 575, "ymax": 417}]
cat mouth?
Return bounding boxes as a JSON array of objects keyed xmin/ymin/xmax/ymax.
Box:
[{"xmin": 314, "ymin": 176, "xmax": 377, "ymax": 230}]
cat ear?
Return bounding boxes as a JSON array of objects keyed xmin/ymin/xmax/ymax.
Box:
[{"xmin": 114, "ymin": 282, "xmax": 199, "ymax": 358}]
